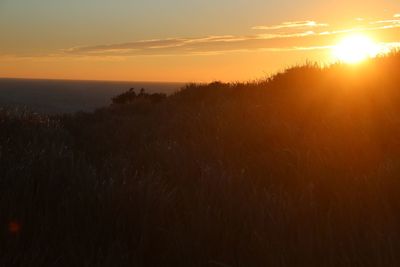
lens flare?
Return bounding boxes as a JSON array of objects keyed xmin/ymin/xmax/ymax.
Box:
[{"xmin": 8, "ymin": 221, "xmax": 21, "ymax": 234}]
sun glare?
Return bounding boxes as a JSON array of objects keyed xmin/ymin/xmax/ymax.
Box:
[{"xmin": 333, "ymin": 35, "xmax": 383, "ymax": 64}]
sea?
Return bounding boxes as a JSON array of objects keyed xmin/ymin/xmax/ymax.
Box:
[{"xmin": 0, "ymin": 78, "xmax": 184, "ymax": 114}]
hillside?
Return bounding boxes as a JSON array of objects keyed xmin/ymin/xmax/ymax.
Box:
[{"xmin": 2, "ymin": 52, "xmax": 400, "ymax": 266}]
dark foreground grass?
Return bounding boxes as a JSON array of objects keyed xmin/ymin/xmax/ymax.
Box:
[{"xmin": 2, "ymin": 53, "xmax": 400, "ymax": 266}]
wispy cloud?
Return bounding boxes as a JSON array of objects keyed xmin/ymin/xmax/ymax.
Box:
[
  {"xmin": 370, "ymin": 19, "xmax": 400, "ymax": 25},
  {"xmin": 63, "ymin": 32, "xmax": 323, "ymax": 57},
  {"xmin": 252, "ymin": 21, "xmax": 328, "ymax": 30},
  {"xmin": 394, "ymin": 14, "xmax": 400, "ymax": 18}
]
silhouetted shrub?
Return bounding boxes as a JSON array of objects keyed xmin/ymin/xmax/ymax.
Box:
[
  {"xmin": 112, "ymin": 88, "xmax": 167, "ymax": 105},
  {"xmin": 112, "ymin": 87, "xmax": 137, "ymax": 104}
]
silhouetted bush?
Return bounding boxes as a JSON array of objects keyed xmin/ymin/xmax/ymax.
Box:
[
  {"xmin": 112, "ymin": 88, "xmax": 166, "ymax": 105},
  {"xmin": 112, "ymin": 87, "xmax": 137, "ymax": 104}
]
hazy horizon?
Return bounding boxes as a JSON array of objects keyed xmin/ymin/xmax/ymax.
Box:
[
  {"xmin": 0, "ymin": 76, "xmax": 187, "ymax": 84},
  {"xmin": 0, "ymin": 78, "xmax": 183, "ymax": 113}
]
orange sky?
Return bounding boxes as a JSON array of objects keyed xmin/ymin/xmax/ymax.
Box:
[{"xmin": 0, "ymin": 0, "xmax": 399, "ymax": 82}]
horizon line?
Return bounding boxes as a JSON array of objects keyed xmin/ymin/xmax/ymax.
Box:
[{"xmin": 0, "ymin": 76, "xmax": 187, "ymax": 84}]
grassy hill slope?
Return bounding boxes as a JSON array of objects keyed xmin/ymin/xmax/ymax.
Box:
[{"xmin": 2, "ymin": 52, "xmax": 400, "ymax": 266}]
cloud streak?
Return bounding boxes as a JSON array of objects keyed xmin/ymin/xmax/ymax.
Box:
[
  {"xmin": 252, "ymin": 21, "xmax": 329, "ymax": 30},
  {"xmin": 63, "ymin": 32, "xmax": 323, "ymax": 57},
  {"xmin": 370, "ymin": 19, "xmax": 400, "ymax": 25}
]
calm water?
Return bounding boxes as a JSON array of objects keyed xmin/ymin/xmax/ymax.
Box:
[{"xmin": 0, "ymin": 78, "xmax": 184, "ymax": 114}]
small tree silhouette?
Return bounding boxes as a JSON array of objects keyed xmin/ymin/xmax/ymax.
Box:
[
  {"xmin": 112, "ymin": 88, "xmax": 167, "ymax": 105},
  {"xmin": 112, "ymin": 88, "xmax": 137, "ymax": 104}
]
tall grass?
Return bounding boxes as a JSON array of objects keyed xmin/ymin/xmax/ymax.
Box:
[{"xmin": 2, "ymin": 53, "xmax": 400, "ymax": 266}]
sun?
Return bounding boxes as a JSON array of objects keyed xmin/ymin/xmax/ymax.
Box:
[{"xmin": 332, "ymin": 35, "xmax": 382, "ymax": 64}]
